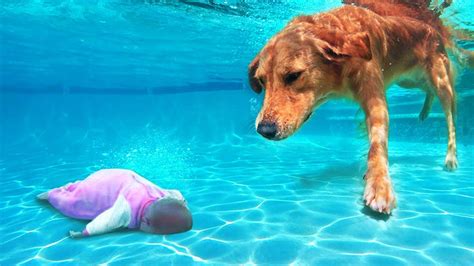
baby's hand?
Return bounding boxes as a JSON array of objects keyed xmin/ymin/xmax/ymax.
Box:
[{"xmin": 69, "ymin": 230, "xmax": 84, "ymax": 239}]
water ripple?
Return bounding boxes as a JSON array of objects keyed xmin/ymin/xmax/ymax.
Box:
[{"xmin": 1, "ymin": 137, "xmax": 473, "ymax": 265}]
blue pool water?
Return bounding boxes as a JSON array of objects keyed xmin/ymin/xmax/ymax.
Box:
[{"xmin": 1, "ymin": 1, "xmax": 473, "ymax": 265}]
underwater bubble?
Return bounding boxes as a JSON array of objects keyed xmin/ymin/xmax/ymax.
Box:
[{"xmin": 99, "ymin": 127, "xmax": 195, "ymax": 188}]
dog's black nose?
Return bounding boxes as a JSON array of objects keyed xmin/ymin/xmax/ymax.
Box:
[{"xmin": 257, "ymin": 122, "xmax": 277, "ymax": 139}]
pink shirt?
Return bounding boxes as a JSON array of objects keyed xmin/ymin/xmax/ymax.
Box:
[{"xmin": 48, "ymin": 169, "xmax": 168, "ymax": 228}]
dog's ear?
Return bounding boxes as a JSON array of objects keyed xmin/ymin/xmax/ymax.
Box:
[
  {"xmin": 248, "ymin": 55, "xmax": 262, "ymax": 94},
  {"xmin": 322, "ymin": 32, "xmax": 372, "ymax": 62}
]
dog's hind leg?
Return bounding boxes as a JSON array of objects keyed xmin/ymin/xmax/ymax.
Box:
[
  {"xmin": 419, "ymin": 91, "xmax": 434, "ymax": 121},
  {"xmin": 426, "ymin": 54, "xmax": 458, "ymax": 170}
]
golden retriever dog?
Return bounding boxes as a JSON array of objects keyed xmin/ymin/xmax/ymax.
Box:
[{"xmin": 248, "ymin": 0, "xmax": 469, "ymax": 214}]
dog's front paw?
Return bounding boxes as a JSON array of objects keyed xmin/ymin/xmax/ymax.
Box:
[
  {"xmin": 363, "ymin": 174, "xmax": 396, "ymax": 214},
  {"xmin": 444, "ymin": 152, "xmax": 458, "ymax": 171}
]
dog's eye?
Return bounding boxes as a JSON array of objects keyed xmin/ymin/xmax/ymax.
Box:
[{"xmin": 284, "ymin": 71, "xmax": 302, "ymax": 84}]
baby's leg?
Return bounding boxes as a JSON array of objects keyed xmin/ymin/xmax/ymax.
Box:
[
  {"xmin": 36, "ymin": 181, "xmax": 79, "ymax": 201},
  {"xmin": 46, "ymin": 181, "xmax": 95, "ymax": 219}
]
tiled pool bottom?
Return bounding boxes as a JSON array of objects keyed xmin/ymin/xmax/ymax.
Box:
[{"xmin": 1, "ymin": 136, "xmax": 473, "ymax": 265}]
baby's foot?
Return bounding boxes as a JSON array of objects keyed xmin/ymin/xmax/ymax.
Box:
[{"xmin": 36, "ymin": 191, "xmax": 49, "ymax": 200}]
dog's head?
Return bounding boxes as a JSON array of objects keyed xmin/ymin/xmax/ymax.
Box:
[{"xmin": 248, "ymin": 20, "xmax": 371, "ymax": 140}]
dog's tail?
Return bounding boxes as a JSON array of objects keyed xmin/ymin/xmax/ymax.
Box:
[
  {"xmin": 446, "ymin": 15, "xmax": 474, "ymax": 69},
  {"xmin": 452, "ymin": 47, "xmax": 474, "ymax": 69},
  {"xmin": 466, "ymin": 50, "xmax": 474, "ymax": 69},
  {"xmin": 430, "ymin": 1, "xmax": 474, "ymax": 70}
]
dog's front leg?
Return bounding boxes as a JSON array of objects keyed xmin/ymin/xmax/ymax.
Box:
[
  {"xmin": 361, "ymin": 95, "xmax": 396, "ymax": 214},
  {"xmin": 353, "ymin": 64, "xmax": 396, "ymax": 214}
]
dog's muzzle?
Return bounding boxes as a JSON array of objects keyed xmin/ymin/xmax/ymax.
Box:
[{"xmin": 257, "ymin": 122, "xmax": 278, "ymax": 139}]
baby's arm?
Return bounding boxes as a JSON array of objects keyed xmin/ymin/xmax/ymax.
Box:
[{"xmin": 70, "ymin": 195, "xmax": 131, "ymax": 238}]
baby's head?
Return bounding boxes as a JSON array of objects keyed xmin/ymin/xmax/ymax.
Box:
[{"xmin": 140, "ymin": 192, "xmax": 192, "ymax": 234}]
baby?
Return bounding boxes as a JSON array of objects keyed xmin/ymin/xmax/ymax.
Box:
[{"xmin": 37, "ymin": 169, "xmax": 192, "ymax": 238}]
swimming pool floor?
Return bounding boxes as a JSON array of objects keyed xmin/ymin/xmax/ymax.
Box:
[{"xmin": 1, "ymin": 135, "xmax": 473, "ymax": 265}]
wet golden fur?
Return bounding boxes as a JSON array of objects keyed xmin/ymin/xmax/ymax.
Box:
[{"xmin": 248, "ymin": 0, "xmax": 461, "ymax": 213}]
